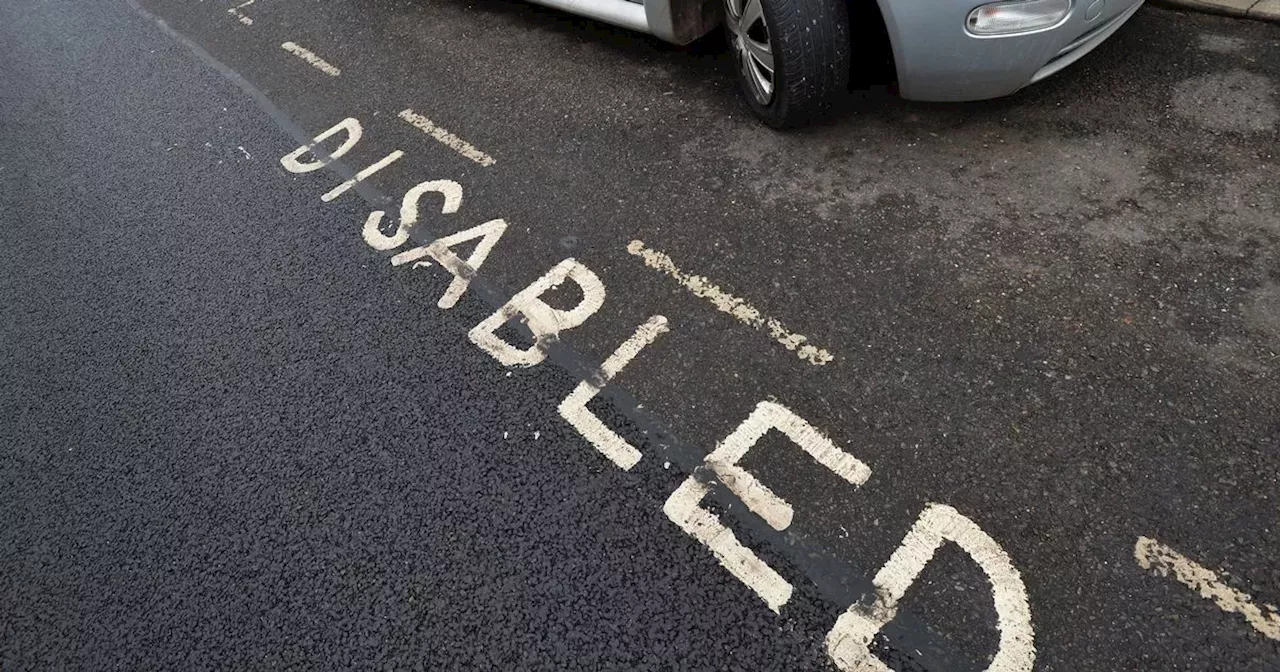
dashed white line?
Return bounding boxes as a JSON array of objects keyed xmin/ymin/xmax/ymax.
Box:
[
  {"xmin": 1135, "ymin": 536, "xmax": 1280, "ymax": 641},
  {"xmin": 397, "ymin": 108, "xmax": 496, "ymax": 167},
  {"xmin": 626, "ymin": 240, "xmax": 835, "ymax": 365},
  {"xmin": 227, "ymin": 0, "xmax": 255, "ymax": 25},
  {"xmin": 281, "ymin": 41, "xmax": 341, "ymax": 77}
]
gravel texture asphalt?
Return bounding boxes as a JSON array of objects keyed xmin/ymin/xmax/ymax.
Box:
[{"xmin": 2, "ymin": 0, "xmax": 1278, "ymax": 670}]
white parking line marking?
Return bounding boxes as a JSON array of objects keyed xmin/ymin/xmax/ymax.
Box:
[
  {"xmin": 397, "ymin": 109, "xmax": 496, "ymax": 167},
  {"xmin": 1135, "ymin": 536, "xmax": 1280, "ymax": 641},
  {"xmin": 227, "ymin": 0, "xmax": 255, "ymax": 25},
  {"xmin": 559, "ymin": 315, "xmax": 669, "ymax": 470},
  {"xmin": 280, "ymin": 41, "xmax": 341, "ymax": 77},
  {"xmin": 626, "ymin": 240, "xmax": 835, "ymax": 366}
]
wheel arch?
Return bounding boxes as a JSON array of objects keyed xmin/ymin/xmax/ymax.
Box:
[
  {"xmin": 648, "ymin": 0, "xmax": 722, "ymax": 44},
  {"xmin": 845, "ymin": 0, "xmax": 898, "ymax": 87}
]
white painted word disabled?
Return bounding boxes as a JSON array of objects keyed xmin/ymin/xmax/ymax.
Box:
[{"xmin": 278, "ymin": 116, "xmax": 1037, "ymax": 672}]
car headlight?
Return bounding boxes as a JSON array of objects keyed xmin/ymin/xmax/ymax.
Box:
[{"xmin": 966, "ymin": 0, "xmax": 1073, "ymax": 35}]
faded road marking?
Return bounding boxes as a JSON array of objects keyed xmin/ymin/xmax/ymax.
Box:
[
  {"xmin": 665, "ymin": 477, "xmax": 794, "ymax": 612},
  {"xmin": 666, "ymin": 402, "xmax": 870, "ymax": 613},
  {"xmin": 559, "ymin": 316, "xmax": 669, "ymax": 470},
  {"xmin": 828, "ymin": 504, "xmax": 1036, "ymax": 672},
  {"xmin": 626, "ymin": 240, "xmax": 834, "ymax": 365},
  {"xmin": 281, "ymin": 41, "xmax": 341, "ymax": 77},
  {"xmin": 321, "ymin": 150, "xmax": 404, "ymax": 202},
  {"xmin": 470, "ymin": 259, "xmax": 606, "ymax": 367},
  {"xmin": 227, "ymin": 0, "xmax": 255, "ymax": 25},
  {"xmin": 398, "ymin": 109, "xmax": 496, "ymax": 167},
  {"xmin": 1135, "ymin": 536, "xmax": 1280, "ymax": 641}
]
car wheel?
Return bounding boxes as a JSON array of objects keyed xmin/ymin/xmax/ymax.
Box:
[{"xmin": 724, "ymin": 0, "xmax": 851, "ymax": 128}]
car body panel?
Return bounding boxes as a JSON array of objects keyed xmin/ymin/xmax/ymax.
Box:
[
  {"xmin": 877, "ymin": 0, "xmax": 1146, "ymax": 101},
  {"xmin": 521, "ymin": 0, "xmax": 718, "ymax": 44},
  {"xmin": 521, "ymin": 0, "xmax": 1145, "ymax": 101}
]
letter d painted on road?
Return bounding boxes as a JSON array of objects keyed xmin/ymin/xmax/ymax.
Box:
[
  {"xmin": 279, "ymin": 117, "xmax": 363, "ymax": 174},
  {"xmin": 826, "ymin": 504, "xmax": 1035, "ymax": 672}
]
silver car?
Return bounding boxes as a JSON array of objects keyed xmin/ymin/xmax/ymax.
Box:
[{"xmin": 524, "ymin": 0, "xmax": 1145, "ymax": 127}]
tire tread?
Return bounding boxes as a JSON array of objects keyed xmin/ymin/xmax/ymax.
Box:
[{"xmin": 741, "ymin": 0, "xmax": 851, "ymax": 128}]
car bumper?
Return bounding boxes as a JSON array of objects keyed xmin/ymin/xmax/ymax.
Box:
[{"xmin": 880, "ymin": 0, "xmax": 1145, "ymax": 102}]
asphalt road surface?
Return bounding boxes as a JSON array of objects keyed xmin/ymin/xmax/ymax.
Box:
[{"xmin": 3, "ymin": 0, "xmax": 1279, "ymax": 670}]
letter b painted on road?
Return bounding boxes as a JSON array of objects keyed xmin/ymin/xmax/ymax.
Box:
[{"xmin": 469, "ymin": 258, "xmax": 606, "ymax": 367}]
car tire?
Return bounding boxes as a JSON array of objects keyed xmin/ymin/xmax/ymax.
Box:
[{"xmin": 724, "ymin": 0, "xmax": 851, "ymax": 128}]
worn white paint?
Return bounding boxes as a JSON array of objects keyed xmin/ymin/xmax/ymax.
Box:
[
  {"xmin": 664, "ymin": 476, "xmax": 794, "ymax": 612},
  {"xmin": 709, "ymin": 402, "xmax": 870, "ymax": 531},
  {"xmin": 826, "ymin": 504, "xmax": 1035, "ymax": 672},
  {"xmin": 469, "ymin": 259, "xmax": 606, "ymax": 367},
  {"xmin": 321, "ymin": 150, "xmax": 404, "ymax": 202},
  {"xmin": 558, "ymin": 316, "xmax": 669, "ymax": 470},
  {"xmin": 363, "ymin": 179, "xmax": 463, "ymax": 251},
  {"xmin": 280, "ymin": 118, "xmax": 362, "ymax": 174},
  {"xmin": 391, "ymin": 218, "xmax": 508, "ymax": 309},
  {"xmin": 1135, "ymin": 536, "xmax": 1280, "ymax": 641},
  {"xmin": 228, "ymin": 0, "xmax": 255, "ymax": 25},
  {"xmin": 398, "ymin": 108, "xmax": 496, "ymax": 167},
  {"xmin": 664, "ymin": 402, "xmax": 869, "ymax": 612},
  {"xmin": 280, "ymin": 41, "xmax": 341, "ymax": 77},
  {"xmin": 626, "ymin": 240, "xmax": 834, "ymax": 365}
]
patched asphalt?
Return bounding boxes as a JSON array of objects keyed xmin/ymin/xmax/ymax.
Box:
[{"xmin": 2, "ymin": 0, "xmax": 1279, "ymax": 670}]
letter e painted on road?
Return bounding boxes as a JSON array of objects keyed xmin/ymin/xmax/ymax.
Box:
[
  {"xmin": 468, "ymin": 258, "xmax": 606, "ymax": 367},
  {"xmin": 825, "ymin": 504, "xmax": 1035, "ymax": 672},
  {"xmin": 664, "ymin": 402, "xmax": 871, "ymax": 612}
]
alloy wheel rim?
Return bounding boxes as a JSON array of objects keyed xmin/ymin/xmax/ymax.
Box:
[{"xmin": 725, "ymin": 0, "xmax": 774, "ymax": 105}]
